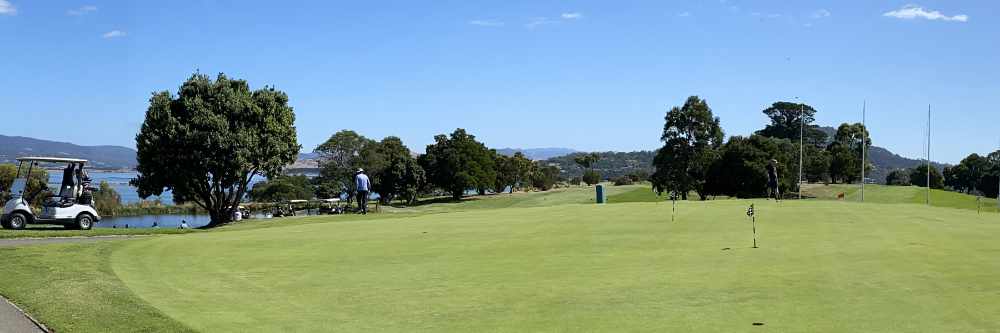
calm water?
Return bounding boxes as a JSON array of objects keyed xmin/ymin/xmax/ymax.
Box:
[
  {"xmin": 99, "ymin": 214, "xmax": 211, "ymax": 229},
  {"xmin": 98, "ymin": 211, "xmax": 324, "ymax": 229},
  {"xmin": 48, "ymin": 171, "xmax": 267, "ymax": 204}
]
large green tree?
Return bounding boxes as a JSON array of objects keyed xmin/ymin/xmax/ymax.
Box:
[
  {"xmin": 943, "ymin": 154, "xmax": 989, "ymax": 193},
  {"xmin": 910, "ymin": 165, "xmax": 944, "ymax": 189},
  {"xmin": 651, "ymin": 96, "xmax": 724, "ymax": 200},
  {"xmin": 248, "ymin": 175, "xmax": 314, "ymax": 202},
  {"xmin": 704, "ymin": 135, "xmax": 796, "ymax": 198},
  {"xmin": 494, "ymin": 152, "xmax": 533, "ymax": 193},
  {"xmin": 530, "ymin": 163, "xmax": 561, "ymax": 191},
  {"xmin": 755, "ymin": 101, "xmax": 828, "ymax": 147},
  {"xmin": 975, "ymin": 150, "xmax": 1000, "ymax": 198},
  {"xmin": 573, "ymin": 153, "xmax": 602, "ymax": 185},
  {"xmin": 885, "ymin": 169, "xmax": 911, "ymax": 186},
  {"xmin": 827, "ymin": 123, "xmax": 871, "ymax": 183},
  {"xmin": 370, "ymin": 136, "xmax": 425, "ymax": 204},
  {"xmin": 315, "ymin": 130, "xmax": 377, "ymax": 194},
  {"xmin": 419, "ymin": 129, "xmax": 497, "ymax": 200},
  {"xmin": 133, "ymin": 73, "xmax": 299, "ymax": 227}
]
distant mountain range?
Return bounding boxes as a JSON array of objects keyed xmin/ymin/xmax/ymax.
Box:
[
  {"xmin": 0, "ymin": 135, "xmax": 137, "ymax": 170},
  {"xmin": 496, "ymin": 148, "xmax": 578, "ymax": 160},
  {"xmin": 0, "ymin": 134, "xmax": 950, "ymax": 183},
  {"xmin": 817, "ymin": 126, "xmax": 946, "ymax": 183}
]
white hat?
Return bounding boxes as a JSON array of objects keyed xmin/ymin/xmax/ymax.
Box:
[{"xmin": 357, "ymin": 168, "xmax": 364, "ymax": 173}]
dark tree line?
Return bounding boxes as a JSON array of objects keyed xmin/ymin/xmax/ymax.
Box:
[
  {"xmin": 255, "ymin": 128, "xmax": 565, "ymax": 204},
  {"xmin": 651, "ymin": 97, "xmax": 873, "ymax": 199},
  {"xmin": 939, "ymin": 152, "xmax": 1000, "ymax": 197}
]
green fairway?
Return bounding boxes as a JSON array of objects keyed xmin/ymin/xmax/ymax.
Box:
[
  {"xmin": 110, "ymin": 200, "xmax": 1000, "ymax": 332},
  {"xmin": 2, "ymin": 185, "xmax": 999, "ymax": 332}
]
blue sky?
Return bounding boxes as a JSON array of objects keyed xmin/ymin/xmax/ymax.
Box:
[{"xmin": 1, "ymin": 1, "xmax": 997, "ymax": 163}]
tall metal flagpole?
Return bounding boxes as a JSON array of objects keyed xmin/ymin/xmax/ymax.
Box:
[
  {"xmin": 927, "ymin": 104, "xmax": 931, "ymax": 206},
  {"xmin": 799, "ymin": 102, "xmax": 804, "ymax": 200},
  {"xmin": 861, "ymin": 101, "xmax": 866, "ymax": 202}
]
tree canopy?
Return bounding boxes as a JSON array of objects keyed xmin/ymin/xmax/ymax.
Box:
[
  {"xmin": 419, "ymin": 129, "xmax": 497, "ymax": 200},
  {"xmin": 370, "ymin": 136, "xmax": 425, "ymax": 204},
  {"xmin": 909, "ymin": 165, "xmax": 944, "ymax": 189},
  {"xmin": 827, "ymin": 123, "xmax": 872, "ymax": 184},
  {"xmin": 704, "ymin": 135, "xmax": 796, "ymax": 198},
  {"xmin": 248, "ymin": 175, "xmax": 314, "ymax": 203},
  {"xmin": 316, "ymin": 130, "xmax": 376, "ymax": 193},
  {"xmin": 755, "ymin": 101, "xmax": 828, "ymax": 147},
  {"xmin": 651, "ymin": 96, "xmax": 724, "ymax": 199},
  {"xmin": 885, "ymin": 169, "xmax": 911, "ymax": 186},
  {"xmin": 133, "ymin": 73, "xmax": 299, "ymax": 227}
]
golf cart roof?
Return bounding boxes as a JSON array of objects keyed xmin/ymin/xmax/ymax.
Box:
[{"xmin": 16, "ymin": 157, "xmax": 88, "ymax": 164}]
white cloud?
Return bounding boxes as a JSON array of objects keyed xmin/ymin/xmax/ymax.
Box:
[
  {"xmin": 525, "ymin": 17, "xmax": 555, "ymax": 29},
  {"xmin": 883, "ymin": 5, "xmax": 968, "ymax": 22},
  {"xmin": 561, "ymin": 12, "xmax": 582, "ymax": 20},
  {"xmin": 677, "ymin": 11, "xmax": 692, "ymax": 17},
  {"xmin": 811, "ymin": 9, "xmax": 831, "ymax": 19},
  {"xmin": 469, "ymin": 19, "xmax": 503, "ymax": 27},
  {"xmin": 0, "ymin": 0, "xmax": 16, "ymax": 15},
  {"xmin": 68, "ymin": 5, "xmax": 98, "ymax": 16},
  {"xmin": 102, "ymin": 30, "xmax": 126, "ymax": 38}
]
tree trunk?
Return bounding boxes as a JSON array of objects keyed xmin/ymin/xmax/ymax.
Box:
[{"xmin": 205, "ymin": 209, "xmax": 232, "ymax": 228}]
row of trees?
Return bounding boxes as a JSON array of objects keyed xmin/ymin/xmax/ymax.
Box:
[
  {"xmin": 885, "ymin": 165, "xmax": 945, "ymax": 189},
  {"xmin": 651, "ymin": 96, "xmax": 873, "ymax": 199},
  {"xmin": 884, "ymin": 152, "xmax": 1000, "ymax": 199},
  {"xmin": 942, "ymin": 152, "xmax": 1000, "ymax": 198},
  {"xmin": 252, "ymin": 128, "xmax": 565, "ymax": 205}
]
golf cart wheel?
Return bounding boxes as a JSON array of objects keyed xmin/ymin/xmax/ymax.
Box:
[
  {"xmin": 7, "ymin": 212, "xmax": 27, "ymax": 230},
  {"xmin": 76, "ymin": 214, "xmax": 94, "ymax": 230}
]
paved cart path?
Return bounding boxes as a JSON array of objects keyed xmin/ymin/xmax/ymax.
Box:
[{"xmin": 0, "ymin": 297, "xmax": 45, "ymax": 333}]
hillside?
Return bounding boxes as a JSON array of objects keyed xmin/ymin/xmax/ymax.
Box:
[
  {"xmin": 496, "ymin": 148, "xmax": 577, "ymax": 160},
  {"xmin": 0, "ymin": 135, "xmax": 137, "ymax": 170},
  {"xmin": 818, "ymin": 126, "xmax": 946, "ymax": 183},
  {"xmin": 542, "ymin": 151, "xmax": 655, "ymax": 180}
]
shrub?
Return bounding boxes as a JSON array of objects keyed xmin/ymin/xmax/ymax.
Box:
[
  {"xmin": 613, "ymin": 176, "xmax": 634, "ymax": 186},
  {"xmin": 582, "ymin": 170, "xmax": 601, "ymax": 186}
]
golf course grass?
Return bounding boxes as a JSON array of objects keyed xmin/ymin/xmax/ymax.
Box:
[
  {"xmin": 1, "ymin": 185, "xmax": 999, "ymax": 332},
  {"xmin": 802, "ymin": 184, "xmax": 1000, "ymax": 212}
]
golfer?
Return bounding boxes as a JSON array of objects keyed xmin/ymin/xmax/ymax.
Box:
[
  {"xmin": 355, "ymin": 169, "xmax": 371, "ymax": 215},
  {"xmin": 766, "ymin": 159, "xmax": 780, "ymax": 200}
]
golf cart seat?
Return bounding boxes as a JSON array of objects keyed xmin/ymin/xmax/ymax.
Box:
[{"xmin": 44, "ymin": 195, "xmax": 77, "ymax": 208}]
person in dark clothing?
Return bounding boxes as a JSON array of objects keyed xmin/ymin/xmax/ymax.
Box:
[
  {"xmin": 355, "ymin": 169, "xmax": 371, "ymax": 215},
  {"xmin": 766, "ymin": 159, "xmax": 780, "ymax": 200}
]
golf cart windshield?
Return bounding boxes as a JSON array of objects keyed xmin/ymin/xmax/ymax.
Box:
[{"xmin": 12, "ymin": 157, "xmax": 89, "ymax": 200}]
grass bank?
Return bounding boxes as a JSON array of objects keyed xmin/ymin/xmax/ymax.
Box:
[{"xmin": 802, "ymin": 184, "xmax": 1000, "ymax": 212}]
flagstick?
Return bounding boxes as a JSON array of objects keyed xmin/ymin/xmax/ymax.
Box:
[
  {"xmin": 798, "ymin": 101, "xmax": 804, "ymax": 200},
  {"xmin": 861, "ymin": 100, "xmax": 866, "ymax": 202},
  {"xmin": 672, "ymin": 192, "xmax": 677, "ymax": 223},
  {"xmin": 927, "ymin": 104, "xmax": 932, "ymax": 206}
]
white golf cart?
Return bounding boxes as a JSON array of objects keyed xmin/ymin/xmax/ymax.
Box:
[{"xmin": 1, "ymin": 157, "xmax": 101, "ymax": 230}]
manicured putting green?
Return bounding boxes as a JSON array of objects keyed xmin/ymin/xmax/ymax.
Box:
[{"xmin": 112, "ymin": 200, "xmax": 1000, "ymax": 332}]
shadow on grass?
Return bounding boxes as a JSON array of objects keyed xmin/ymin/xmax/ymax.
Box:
[{"xmin": 387, "ymin": 196, "xmax": 484, "ymax": 208}]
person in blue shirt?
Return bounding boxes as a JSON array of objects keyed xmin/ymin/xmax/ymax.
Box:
[{"xmin": 355, "ymin": 169, "xmax": 371, "ymax": 214}]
